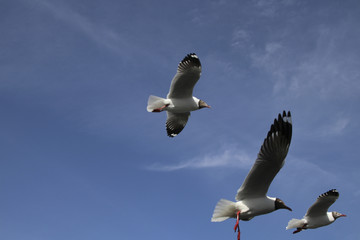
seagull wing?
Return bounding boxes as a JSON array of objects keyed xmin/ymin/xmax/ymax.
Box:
[
  {"xmin": 166, "ymin": 112, "xmax": 191, "ymax": 137},
  {"xmin": 167, "ymin": 53, "xmax": 202, "ymax": 99},
  {"xmin": 235, "ymin": 111, "xmax": 292, "ymax": 201},
  {"xmin": 305, "ymin": 189, "xmax": 339, "ymax": 217}
]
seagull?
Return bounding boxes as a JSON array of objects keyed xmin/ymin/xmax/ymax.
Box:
[
  {"xmin": 286, "ymin": 189, "xmax": 346, "ymax": 234},
  {"xmin": 211, "ymin": 111, "xmax": 293, "ymax": 240},
  {"xmin": 147, "ymin": 53, "xmax": 210, "ymax": 137}
]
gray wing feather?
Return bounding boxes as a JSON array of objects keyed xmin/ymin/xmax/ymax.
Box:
[
  {"xmin": 166, "ymin": 112, "xmax": 190, "ymax": 137},
  {"xmin": 167, "ymin": 53, "xmax": 201, "ymax": 99},
  {"xmin": 236, "ymin": 111, "xmax": 292, "ymax": 201},
  {"xmin": 305, "ymin": 189, "xmax": 339, "ymax": 217}
]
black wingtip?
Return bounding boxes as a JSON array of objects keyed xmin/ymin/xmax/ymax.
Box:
[
  {"xmin": 266, "ymin": 110, "xmax": 292, "ymax": 142},
  {"xmin": 166, "ymin": 128, "xmax": 178, "ymax": 138},
  {"xmin": 281, "ymin": 110, "xmax": 291, "ymax": 119},
  {"xmin": 280, "ymin": 110, "xmax": 292, "ymax": 125},
  {"xmin": 166, "ymin": 131, "xmax": 177, "ymax": 137},
  {"xmin": 166, "ymin": 122, "xmax": 182, "ymax": 138},
  {"xmin": 319, "ymin": 189, "xmax": 339, "ymax": 198},
  {"xmin": 179, "ymin": 53, "xmax": 201, "ymax": 67}
]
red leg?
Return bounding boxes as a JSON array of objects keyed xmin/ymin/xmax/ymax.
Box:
[
  {"xmin": 152, "ymin": 104, "xmax": 169, "ymax": 112},
  {"xmin": 293, "ymin": 224, "xmax": 306, "ymax": 234},
  {"xmin": 295, "ymin": 223, "xmax": 308, "ymax": 234},
  {"xmin": 292, "ymin": 228, "xmax": 302, "ymax": 234},
  {"xmin": 234, "ymin": 211, "xmax": 241, "ymax": 240}
]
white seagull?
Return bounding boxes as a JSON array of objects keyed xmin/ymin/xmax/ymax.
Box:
[
  {"xmin": 286, "ymin": 189, "xmax": 346, "ymax": 234},
  {"xmin": 211, "ymin": 111, "xmax": 292, "ymax": 240},
  {"xmin": 147, "ymin": 53, "xmax": 210, "ymax": 137}
]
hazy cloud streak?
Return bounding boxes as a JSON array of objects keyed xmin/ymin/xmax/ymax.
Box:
[
  {"xmin": 34, "ymin": 0, "xmax": 127, "ymax": 53},
  {"xmin": 147, "ymin": 145, "xmax": 253, "ymax": 171}
]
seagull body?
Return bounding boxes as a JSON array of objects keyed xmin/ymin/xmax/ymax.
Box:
[
  {"xmin": 214, "ymin": 197, "xmax": 282, "ymax": 221},
  {"xmin": 212, "ymin": 111, "xmax": 293, "ymax": 240},
  {"xmin": 286, "ymin": 189, "xmax": 346, "ymax": 234},
  {"xmin": 147, "ymin": 53, "xmax": 210, "ymax": 137}
]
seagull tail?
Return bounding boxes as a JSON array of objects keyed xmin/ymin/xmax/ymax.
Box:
[
  {"xmin": 147, "ymin": 95, "xmax": 168, "ymax": 112},
  {"xmin": 286, "ymin": 218, "xmax": 306, "ymax": 230},
  {"xmin": 211, "ymin": 199, "xmax": 236, "ymax": 222}
]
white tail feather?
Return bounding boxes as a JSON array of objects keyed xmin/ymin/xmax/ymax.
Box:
[
  {"xmin": 211, "ymin": 199, "xmax": 236, "ymax": 222},
  {"xmin": 286, "ymin": 218, "xmax": 306, "ymax": 230},
  {"xmin": 147, "ymin": 95, "xmax": 167, "ymax": 112}
]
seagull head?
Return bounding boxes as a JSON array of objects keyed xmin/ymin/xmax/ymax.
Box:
[
  {"xmin": 198, "ymin": 99, "xmax": 211, "ymax": 109},
  {"xmin": 332, "ymin": 211, "xmax": 347, "ymax": 219},
  {"xmin": 275, "ymin": 198, "xmax": 292, "ymax": 211}
]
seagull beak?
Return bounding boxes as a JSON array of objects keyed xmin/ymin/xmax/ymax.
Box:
[
  {"xmin": 198, "ymin": 100, "xmax": 211, "ymax": 109},
  {"xmin": 280, "ymin": 203, "xmax": 292, "ymax": 211},
  {"xmin": 284, "ymin": 205, "xmax": 292, "ymax": 211},
  {"xmin": 340, "ymin": 214, "xmax": 347, "ymax": 217},
  {"xmin": 275, "ymin": 198, "xmax": 292, "ymax": 211}
]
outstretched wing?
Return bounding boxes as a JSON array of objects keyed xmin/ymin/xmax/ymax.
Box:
[
  {"xmin": 305, "ymin": 189, "xmax": 339, "ymax": 217},
  {"xmin": 236, "ymin": 111, "xmax": 292, "ymax": 201},
  {"xmin": 167, "ymin": 53, "xmax": 201, "ymax": 99},
  {"xmin": 166, "ymin": 112, "xmax": 190, "ymax": 137}
]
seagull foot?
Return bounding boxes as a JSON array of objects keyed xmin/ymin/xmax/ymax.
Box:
[
  {"xmin": 234, "ymin": 222, "xmax": 239, "ymax": 232},
  {"xmin": 293, "ymin": 228, "xmax": 302, "ymax": 234}
]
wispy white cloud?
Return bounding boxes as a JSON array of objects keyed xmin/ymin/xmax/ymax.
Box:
[
  {"xmin": 276, "ymin": 155, "xmax": 338, "ymax": 193},
  {"xmin": 246, "ymin": 23, "xmax": 360, "ymax": 100},
  {"xmin": 252, "ymin": 0, "xmax": 278, "ymax": 17},
  {"xmin": 146, "ymin": 145, "xmax": 253, "ymax": 171},
  {"xmin": 296, "ymin": 115, "xmax": 351, "ymax": 140},
  {"xmin": 231, "ymin": 29, "xmax": 250, "ymax": 47},
  {"xmin": 252, "ymin": 0, "xmax": 297, "ymax": 17},
  {"xmin": 289, "ymin": 156, "xmax": 333, "ymax": 178},
  {"xmin": 250, "ymin": 42, "xmax": 283, "ymax": 69},
  {"xmin": 34, "ymin": 0, "xmax": 127, "ymax": 53},
  {"xmin": 319, "ymin": 117, "xmax": 349, "ymax": 137}
]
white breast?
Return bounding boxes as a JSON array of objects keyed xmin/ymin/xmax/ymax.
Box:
[
  {"xmin": 166, "ymin": 98, "xmax": 198, "ymax": 113},
  {"xmin": 236, "ymin": 197, "xmax": 275, "ymax": 220},
  {"xmin": 305, "ymin": 212, "xmax": 334, "ymax": 229}
]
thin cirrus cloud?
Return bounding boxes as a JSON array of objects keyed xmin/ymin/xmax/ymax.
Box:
[
  {"xmin": 298, "ymin": 116, "xmax": 350, "ymax": 139},
  {"xmin": 279, "ymin": 155, "xmax": 338, "ymax": 188},
  {"xmin": 271, "ymin": 155, "xmax": 339, "ymax": 199},
  {"xmin": 146, "ymin": 145, "xmax": 254, "ymax": 171},
  {"xmin": 33, "ymin": 0, "xmax": 128, "ymax": 53},
  {"xmin": 231, "ymin": 29, "xmax": 250, "ymax": 48},
  {"xmin": 231, "ymin": 21, "xmax": 360, "ymax": 101},
  {"xmin": 319, "ymin": 117, "xmax": 350, "ymax": 137}
]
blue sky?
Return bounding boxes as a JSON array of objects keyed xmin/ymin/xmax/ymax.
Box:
[{"xmin": 1, "ymin": 0, "xmax": 359, "ymax": 239}]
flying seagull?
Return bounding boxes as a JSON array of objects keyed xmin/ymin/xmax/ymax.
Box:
[
  {"xmin": 286, "ymin": 189, "xmax": 346, "ymax": 234},
  {"xmin": 147, "ymin": 53, "xmax": 210, "ymax": 137},
  {"xmin": 211, "ymin": 111, "xmax": 292, "ymax": 240}
]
